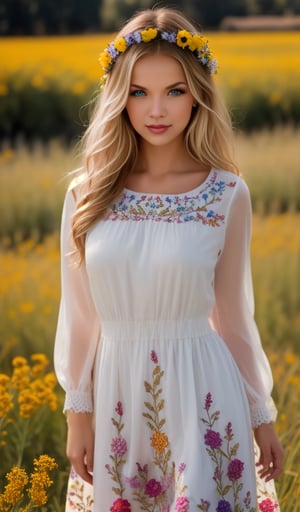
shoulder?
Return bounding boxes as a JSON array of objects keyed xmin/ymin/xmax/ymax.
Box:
[{"xmin": 214, "ymin": 168, "xmax": 250, "ymax": 200}]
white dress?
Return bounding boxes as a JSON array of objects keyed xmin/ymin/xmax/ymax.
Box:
[{"xmin": 54, "ymin": 168, "xmax": 280, "ymax": 512}]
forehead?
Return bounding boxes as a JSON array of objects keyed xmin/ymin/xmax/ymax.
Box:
[{"xmin": 130, "ymin": 53, "xmax": 186, "ymax": 84}]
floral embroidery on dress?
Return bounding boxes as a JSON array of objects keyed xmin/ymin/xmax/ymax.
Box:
[
  {"xmin": 105, "ymin": 172, "xmax": 236, "ymax": 224},
  {"xmin": 103, "ymin": 352, "xmax": 280, "ymax": 512},
  {"xmin": 65, "ymin": 467, "xmax": 93, "ymax": 511},
  {"xmin": 197, "ymin": 392, "xmax": 256, "ymax": 512},
  {"xmin": 106, "ymin": 350, "xmax": 189, "ymax": 511}
]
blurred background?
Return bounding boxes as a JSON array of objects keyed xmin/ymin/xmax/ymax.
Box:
[{"xmin": 0, "ymin": 1, "xmax": 299, "ymax": 511}]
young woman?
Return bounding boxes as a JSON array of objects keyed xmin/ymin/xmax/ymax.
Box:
[{"xmin": 54, "ymin": 7, "xmax": 283, "ymax": 511}]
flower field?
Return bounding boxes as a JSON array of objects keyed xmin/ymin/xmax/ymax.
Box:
[
  {"xmin": 0, "ymin": 128, "xmax": 300, "ymax": 509},
  {"xmin": 0, "ymin": 31, "xmax": 300, "ymax": 140}
]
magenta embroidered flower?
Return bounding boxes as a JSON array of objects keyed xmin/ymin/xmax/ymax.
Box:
[
  {"xmin": 151, "ymin": 350, "xmax": 158, "ymax": 364},
  {"xmin": 175, "ymin": 495, "xmax": 190, "ymax": 512},
  {"xmin": 144, "ymin": 478, "xmax": 163, "ymax": 497},
  {"xmin": 204, "ymin": 429, "xmax": 222, "ymax": 449},
  {"xmin": 178, "ymin": 462, "xmax": 186, "ymax": 473},
  {"xmin": 227, "ymin": 458, "xmax": 244, "ymax": 481},
  {"xmin": 110, "ymin": 497, "xmax": 131, "ymax": 512},
  {"xmin": 115, "ymin": 401, "xmax": 123, "ymax": 416},
  {"xmin": 124, "ymin": 475, "xmax": 142, "ymax": 489},
  {"xmin": 204, "ymin": 392, "xmax": 212, "ymax": 411},
  {"xmin": 244, "ymin": 491, "xmax": 252, "ymax": 508},
  {"xmin": 225, "ymin": 422, "xmax": 233, "ymax": 440},
  {"xmin": 198, "ymin": 499, "xmax": 210, "ymax": 511},
  {"xmin": 111, "ymin": 436, "xmax": 127, "ymax": 457},
  {"xmin": 216, "ymin": 500, "xmax": 232, "ymax": 512},
  {"xmin": 259, "ymin": 498, "xmax": 277, "ymax": 512}
]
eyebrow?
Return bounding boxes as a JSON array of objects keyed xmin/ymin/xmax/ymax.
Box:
[{"xmin": 130, "ymin": 81, "xmax": 187, "ymax": 90}]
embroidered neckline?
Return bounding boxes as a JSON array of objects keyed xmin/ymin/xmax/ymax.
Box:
[{"xmin": 105, "ymin": 170, "xmax": 236, "ymax": 225}]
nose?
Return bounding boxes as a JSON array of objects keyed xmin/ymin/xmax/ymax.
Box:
[{"xmin": 149, "ymin": 95, "xmax": 166, "ymax": 119}]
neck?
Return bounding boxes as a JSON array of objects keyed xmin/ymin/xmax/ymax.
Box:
[{"xmin": 136, "ymin": 138, "xmax": 192, "ymax": 178}]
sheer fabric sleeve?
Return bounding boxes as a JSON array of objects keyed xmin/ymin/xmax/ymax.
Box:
[
  {"xmin": 210, "ymin": 179, "xmax": 277, "ymax": 429},
  {"xmin": 54, "ymin": 187, "xmax": 101, "ymax": 413}
]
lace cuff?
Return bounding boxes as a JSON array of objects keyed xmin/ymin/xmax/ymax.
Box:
[
  {"xmin": 250, "ymin": 398, "xmax": 277, "ymax": 429},
  {"xmin": 63, "ymin": 390, "xmax": 93, "ymax": 413}
]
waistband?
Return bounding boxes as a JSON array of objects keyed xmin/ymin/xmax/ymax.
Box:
[{"xmin": 100, "ymin": 318, "xmax": 213, "ymax": 341}]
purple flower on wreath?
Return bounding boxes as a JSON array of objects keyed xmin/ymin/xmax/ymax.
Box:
[
  {"xmin": 175, "ymin": 495, "xmax": 190, "ymax": 512},
  {"xmin": 216, "ymin": 500, "xmax": 232, "ymax": 512},
  {"xmin": 108, "ymin": 43, "xmax": 119, "ymax": 59},
  {"xmin": 204, "ymin": 429, "xmax": 222, "ymax": 449},
  {"xmin": 227, "ymin": 458, "xmax": 244, "ymax": 481},
  {"xmin": 151, "ymin": 350, "xmax": 158, "ymax": 364},
  {"xmin": 204, "ymin": 392, "xmax": 212, "ymax": 411},
  {"xmin": 111, "ymin": 437, "xmax": 127, "ymax": 457},
  {"xmin": 115, "ymin": 401, "xmax": 123, "ymax": 416},
  {"xmin": 161, "ymin": 31, "xmax": 177, "ymax": 43},
  {"xmin": 144, "ymin": 478, "xmax": 163, "ymax": 498}
]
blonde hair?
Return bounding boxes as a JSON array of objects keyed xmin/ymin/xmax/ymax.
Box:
[{"xmin": 71, "ymin": 7, "xmax": 239, "ymax": 262}]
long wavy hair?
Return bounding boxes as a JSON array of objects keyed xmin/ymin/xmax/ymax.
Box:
[{"xmin": 71, "ymin": 7, "xmax": 239, "ymax": 262}]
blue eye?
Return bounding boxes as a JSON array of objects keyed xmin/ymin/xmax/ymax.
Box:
[
  {"xmin": 168, "ymin": 88, "xmax": 184, "ymax": 96},
  {"xmin": 130, "ymin": 89, "xmax": 145, "ymax": 97}
]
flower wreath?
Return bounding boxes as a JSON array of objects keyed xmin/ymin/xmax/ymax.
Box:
[{"xmin": 99, "ymin": 28, "xmax": 218, "ymax": 77}]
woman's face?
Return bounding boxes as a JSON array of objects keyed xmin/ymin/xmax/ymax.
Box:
[{"xmin": 125, "ymin": 53, "xmax": 195, "ymax": 149}]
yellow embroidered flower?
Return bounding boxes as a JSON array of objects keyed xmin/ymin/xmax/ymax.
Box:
[
  {"xmin": 99, "ymin": 50, "xmax": 112, "ymax": 70},
  {"xmin": 151, "ymin": 430, "xmax": 169, "ymax": 454},
  {"xmin": 141, "ymin": 28, "xmax": 158, "ymax": 43},
  {"xmin": 190, "ymin": 34, "xmax": 206, "ymax": 52},
  {"xmin": 176, "ymin": 30, "xmax": 192, "ymax": 49},
  {"xmin": 114, "ymin": 37, "xmax": 127, "ymax": 53}
]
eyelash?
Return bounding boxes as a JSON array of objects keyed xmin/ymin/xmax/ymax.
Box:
[{"xmin": 129, "ymin": 88, "xmax": 185, "ymax": 97}]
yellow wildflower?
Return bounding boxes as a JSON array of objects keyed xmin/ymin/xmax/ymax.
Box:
[
  {"xmin": 99, "ymin": 50, "xmax": 112, "ymax": 70},
  {"xmin": 1, "ymin": 466, "xmax": 28, "ymax": 505},
  {"xmin": 0, "ymin": 388, "xmax": 13, "ymax": 419},
  {"xmin": 27, "ymin": 455, "xmax": 58, "ymax": 506},
  {"xmin": 12, "ymin": 356, "xmax": 28, "ymax": 368},
  {"xmin": 141, "ymin": 28, "xmax": 158, "ymax": 43},
  {"xmin": 151, "ymin": 430, "xmax": 169, "ymax": 454},
  {"xmin": 176, "ymin": 30, "xmax": 192, "ymax": 49},
  {"xmin": 114, "ymin": 37, "xmax": 127, "ymax": 53},
  {"xmin": 20, "ymin": 302, "xmax": 35, "ymax": 314},
  {"xmin": 31, "ymin": 353, "xmax": 49, "ymax": 376}
]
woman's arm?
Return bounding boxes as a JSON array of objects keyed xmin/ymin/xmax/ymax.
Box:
[{"xmin": 210, "ymin": 178, "xmax": 283, "ymax": 478}]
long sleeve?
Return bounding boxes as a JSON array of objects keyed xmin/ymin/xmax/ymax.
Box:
[
  {"xmin": 210, "ymin": 178, "xmax": 277, "ymax": 429},
  {"xmin": 54, "ymin": 187, "xmax": 101, "ymax": 413}
]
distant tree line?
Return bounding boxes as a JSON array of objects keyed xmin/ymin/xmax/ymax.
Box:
[{"xmin": 0, "ymin": 0, "xmax": 300, "ymax": 34}]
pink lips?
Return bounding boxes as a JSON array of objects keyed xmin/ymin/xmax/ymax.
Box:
[{"xmin": 146, "ymin": 125, "xmax": 170, "ymax": 134}]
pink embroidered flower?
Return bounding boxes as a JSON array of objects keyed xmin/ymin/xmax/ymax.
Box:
[
  {"xmin": 175, "ymin": 496, "xmax": 190, "ymax": 512},
  {"xmin": 144, "ymin": 478, "xmax": 163, "ymax": 497},
  {"xmin": 115, "ymin": 401, "xmax": 123, "ymax": 416},
  {"xmin": 227, "ymin": 458, "xmax": 244, "ymax": 481},
  {"xmin": 204, "ymin": 429, "xmax": 222, "ymax": 449},
  {"xmin": 178, "ymin": 462, "xmax": 186, "ymax": 473},
  {"xmin": 198, "ymin": 499, "xmax": 210, "ymax": 511},
  {"xmin": 110, "ymin": 497, "xmax": 131, "ymax": 512},
  {"xmin": 225, "ymin": 422, "xmax": 233, "ymax": 440},
  {"xmin": 124, "ymin": 475, "xmax": 142, "ymax": 489},
  {"xmin": 259, "ymin": 498, "xmax": 277, "ymax": 512},
  {"xmin": 151, "ymin": 350, "xmax": 158, "ymax": 364},
  {"xmin": 204, "ymin": 392, "xmax": 212, "ymax": 411},
  {"xmin": 111, "ymin": 436, "xmax": 127, "ymax": 457}
]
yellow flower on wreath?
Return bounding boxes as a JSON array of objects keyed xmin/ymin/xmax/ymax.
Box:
[
  {"xmin": 190, "ymin": 34, "xmax": 207, "ymax": 52},
  {"xmin": 141, "ymin": 28, "xmax": 158, "ymax": 43},
  {"xmin": 114, "ymin": 37, "xmax": 127, "ymax": 52},
  {"xmin": 151, "ymin": 430, "xmax": 169, "ymax": 454},
  {"xmin": 99, "ymin": 51, "xmax": 112, "ymax": 70},
  {"xmin": 176, "ymin": 30, "xmax": 193, "ymax": 49}
]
